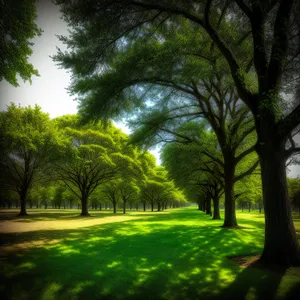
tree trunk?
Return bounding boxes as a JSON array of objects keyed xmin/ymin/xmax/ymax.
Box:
[
  {"xmin": 123, "ymin": 200, "xmax": 126, "ymax": 214},
  {"xmin": 157, "ymin": 202, "xmax": 161, "ymax": 211},
  {"xmin": 80, "ymin": 195, "xmax": 90, "ymax": 216},
  {"xmin": 151, "ymin": 202, "xmax": 154, "ymax": 212},
  {"xmin": 257, "ymin": 141, "xmax": 300, "ymax": 267},
  {"xmin": 113, "ymin": 202, "xmax": 116, "ymax": 214},
  {"xmin": 223, "ymin": 157, "xmax": 238, "ymax": 227},
  {"xmin": 99, "ymin": 203, "xmax": 102, "ymax": 210},
  {"xmin": 201, "ymin": 200, "xmax": 206, "ymax": 212},
  {"xmin": 205, "ymin": 198, "xmax": 212, "ymax": 215},
  {"xmin": 143, "ymin": 202, "xmax": 146, "ymax": 211},
  {"xmin": 18, "ymin": 193, "xmax": 28, "ymax": 216},
  {"xmin": 212, "ymin": 196, "xmax": 221, "ymax": 220}
]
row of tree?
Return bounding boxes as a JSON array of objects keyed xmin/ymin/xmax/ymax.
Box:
[
  {"xmin": 51, "ymin": 0, "xmax": 300, "ymax": 267},
  {"xmin": 159, "ymin": 120, "xmax": 300, "ymax": 216},
  {"xmin": 0, "ymin": 104, "xmax": 186, "ymax": 216},
  {"xmin": 2, "ymin": 0, "xmax": 300, "ymax": 267}
]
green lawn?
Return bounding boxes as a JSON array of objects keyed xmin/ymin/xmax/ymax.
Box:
[{"xmin": 0, "ymin": 207, "xmax": 299, "ymax": 300}]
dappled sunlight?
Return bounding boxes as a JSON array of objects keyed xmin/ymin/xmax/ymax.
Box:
[
  {"xmin": 3, "ymin": 261, "xmax": 37, "ymax": 278},
  {"xmin": 1, "ymin": 208, "xmax": 299, "ymax": 299},
  {"xmin": 71, "ymin": 281, "xmax": 94, "ymax": 294},
  {"xmin": 41, "ymin": 282, "xmax": 62, "ymax": 300}
]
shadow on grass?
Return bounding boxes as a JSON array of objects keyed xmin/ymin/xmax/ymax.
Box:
[{"xmin": 1, "ymin": 208, "xmax": 299, "ymax": 299}]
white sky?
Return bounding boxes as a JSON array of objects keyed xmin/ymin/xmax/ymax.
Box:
[{"xmin": 0, "ymin": 0, "xmax": 299, "ymax": 177}]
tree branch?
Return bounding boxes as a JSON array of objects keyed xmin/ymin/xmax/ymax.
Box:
[
  {"xmin": 234, "ymin": 160, "xmax": 260, "ymax": 182},
  {"xmin": 277, "ymin": 103, "xmax": 300, "ymax": 139},
  {"xmin": 234, "ymin": 144, "xmax": 256, "ymax": 164},
  {"xmin": 266, "ymin": 0, "xmax": 294, "ymax": 91}
]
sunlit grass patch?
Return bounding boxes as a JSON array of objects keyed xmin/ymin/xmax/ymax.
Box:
[{"xmin": 0, "ymin": 207, "xmax": 299, "ymax": 299}]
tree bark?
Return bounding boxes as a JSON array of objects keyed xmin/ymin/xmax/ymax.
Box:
[
  {"xmin": 212, "ymin": 196, "xmax": 221, "ymax": 219},
  {"xmin": 143, "ymin": 202, "xmax": 146, "ymax": 211},
  {"xmin": 113, "ymin": 202, "xmax": 117, "ymax": 214},
  {"xmin": 223, "ymin": 156, "xmax": 238, "ymax": 227},
  {"xmin": 205, "ymin": 198, "xmax": 212, "ymax": 215},
  {"xmin": 80, "ymin": 195, "xmax": 90, "ymax": 216},
  {"xmin": 18, "ymin": 190, "xmax": 28, "ymax": 216},
  {"xmin": 258, "ymin": 143, "xmax": 300, "ymax": 266},
  {"xmin": 157, "ymin": 202, "xmax": 161, "ymax": 211},
  {"xmin": 123, "ymin": 200, "xmax": 126, "ymax": 214}
]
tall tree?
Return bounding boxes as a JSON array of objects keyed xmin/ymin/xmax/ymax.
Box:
[
  {"xmin": 54, "ymin": 0, "xmax": 300, "ymax": 267},
  {"xmin": 0, "ymin": 104, "xmax": 63, "ymax": 215},
  {"xmin": 54, "ymin": 120, "xmax": 118, "ymax": 215},
  {"xmin": 54, "ymin": 116, "xmax": 143, "ymax": 215}
]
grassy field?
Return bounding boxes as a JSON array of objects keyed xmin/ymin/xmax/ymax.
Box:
[{"xmin": 0, "ymin": 207, "xmax": 300, "ymax": 300}]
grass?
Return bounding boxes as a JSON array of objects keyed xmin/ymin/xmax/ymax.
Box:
[{"xmin": 0, "ymin": 207, "xmax": 299, "ymax": 300}]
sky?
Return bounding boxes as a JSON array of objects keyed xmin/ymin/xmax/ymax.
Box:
[{"xmin": 0, "ymin": 0, "xmax": 299, "ymax": 177}]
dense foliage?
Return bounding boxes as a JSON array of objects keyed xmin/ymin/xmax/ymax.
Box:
[
  {"xmin": 0, "ymin": 0, "xmax": 42, "ymax": 86},
  {"xmin": 0, "ymin": 105, "xmax": 186, "ymax": 215}
]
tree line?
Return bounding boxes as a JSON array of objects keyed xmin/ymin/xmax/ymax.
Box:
[{"xmin": 0, "ymin": 104, "xmax": 187, "ymax": 216}]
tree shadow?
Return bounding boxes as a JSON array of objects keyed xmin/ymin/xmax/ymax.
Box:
[
  {"xmin": 214, "ymin": 265, "xmax": 284, "ymax": 299},
  {"xmin": 0, "ymin": 208, "xmax": 299, "ymax": 299}
]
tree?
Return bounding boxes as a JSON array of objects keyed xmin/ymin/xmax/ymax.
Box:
[
  {"xmin": 119, "ymin": 180, "xmax": 140, "ymax": 214},
  {"xmin": 140, "ymin": 166, "xmax": 181, "ymax": 212},
  {"xmin": 236, "ymin": 173, "xmax": 263, "ymax": 212},
  {"xmin": 54, "ymin": 0, "xmax": 300, "ymax": 267},
  {"xmin": 161, "ymin": 121, "xmax": 258, "ymax": 221},
  {"xmin": 0, "ymin": 0, "xmax": 42, "ymax": 86},
  {"xmin": 101, "ymin": 181, "xmax": 120, "ymax": 214},
  {"xmin": 0, "ymin": 104, "xmax": 64, "ymax": 216},
  {"xmin": 53, "ymin": 185, "xmax": 66, "ymax": 209},
  {"xmin": 100, "ymin": 178, "xmax": 140, "ymax": 214},
  {"xmin": 54, "ymin": 116, "xmax": 144, "ymax": 215},
  {"xmin": 53, "ymin": 120, "xmax": 120, "ymax": 216},
  {"xmin": 163, "ymin": 140, "xmax": 224, "ymax": 219}
]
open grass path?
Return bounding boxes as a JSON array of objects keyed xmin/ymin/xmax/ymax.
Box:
[
  {"xmin": 0, "ymin": 209, "xmax": 148, "ymax": 233},
  {"xmin": 0, "ymin": 207, "xmax": 300, "ymax": 299}
]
